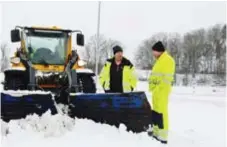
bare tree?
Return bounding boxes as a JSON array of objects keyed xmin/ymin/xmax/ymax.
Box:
[
  {"xmin": 84, "ymin": 34, "xmax": 122, "ymax": 73},
  {"xmin": 207, "ymin": 24, "xmax": 226, "ymax": 74},
  {"xmin": 206, "ymin": 24, "xmax": 226, "ymax": 85},
  {"xmin": 167, "ymin": 33, "xmax": 182, "ymax": 73},
  {"xmin": 182, "ymin": 28, "xmax": 207, "ymax": 74}
]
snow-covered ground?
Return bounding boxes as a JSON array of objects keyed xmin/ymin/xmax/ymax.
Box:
[{"xmin": 0, "ymin": 73, "xmax": 226, "ymax": 147}]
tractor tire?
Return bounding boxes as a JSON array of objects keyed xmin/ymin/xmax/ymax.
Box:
[
  {"xmin": 4, "ymin": 70, "xmax": 28, "ymax": 90},
  {"xmin": 56, "ymin": 73, "xmax": 96, "ymax": 104},
  {"xmin": 77, "ymin": 73, "xmax": 96, "ymax": 93}
]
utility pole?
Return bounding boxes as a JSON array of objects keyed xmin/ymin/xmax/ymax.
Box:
[{"xmin": 95, "ymin": 1, "xmax": 101, "ymax": 87}]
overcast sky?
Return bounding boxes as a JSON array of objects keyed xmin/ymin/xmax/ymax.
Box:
[{"xmin": 0, "ymin": 1, "xmax": 226, "ymax": 61}]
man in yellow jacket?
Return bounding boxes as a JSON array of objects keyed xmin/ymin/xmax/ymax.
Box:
[
  {"xmin": 99, "ymin": 45, "xmax": 137, "ymax": 93},
  {"xmin": 148, "ymin": 41, "xmax": 175, "ymax": 144}
]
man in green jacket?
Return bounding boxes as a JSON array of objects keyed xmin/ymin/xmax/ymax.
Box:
[
  {"xmin": 148, "ymin": 41, "xmax": 175, "ymax": 144},
  {"xmin": 99, "ymin": 45, "xmax": 137, "ymax": 93}
]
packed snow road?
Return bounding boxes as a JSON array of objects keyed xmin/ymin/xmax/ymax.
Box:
[{"xmin": 1, "ymin": 75, "xmax": 226, "ymax": 147}]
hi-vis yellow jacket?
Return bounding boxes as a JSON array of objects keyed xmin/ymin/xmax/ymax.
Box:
[
  {"xmin": 149, "ymin": 51, "xmax": 175, "ymax": 92},
  {"xmin": 149, "ymin": 51, "xmax": 175, "ymax": 111},
  {"xmin": 99, "ymin": 57, "xmax": 137, "ymax": 92}
]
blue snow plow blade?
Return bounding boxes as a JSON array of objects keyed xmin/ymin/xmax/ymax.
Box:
[
  {"xmin": 69, "ymin": 92, "xmax": 152, "ymax": 133},
  {"xmin": 1, "ymin": 92, "xmax": 57, "ymax": 121}
]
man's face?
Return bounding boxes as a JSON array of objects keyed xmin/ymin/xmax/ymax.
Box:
[
  {"xmin": 114, "ymin": 51, "xmax": 123, "ymax": 61},
  {"xmin": 152, "ymin": 50, "xmax": 161, "ymax": 59}
]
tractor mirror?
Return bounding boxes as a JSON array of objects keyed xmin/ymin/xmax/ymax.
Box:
[
  {"xmin": 11, "ymin": 29, "xmax": 21, "ymax": 42},
  {"xmin": 77, "ymin": 33, "xmax": 84, "ymax": 46}
]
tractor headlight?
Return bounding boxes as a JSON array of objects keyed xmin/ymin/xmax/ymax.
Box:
[
  {"xmin": 78, "ymin": 60, "xmax": 87, "ymax": 66},
  {"xmin": 10, "ymin": 57, "xmax": 20, "ymax": 64}
]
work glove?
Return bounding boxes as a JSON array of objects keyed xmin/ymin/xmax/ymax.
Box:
[
  {"xmin": 104, "ymin": 90, "xmax": 111, "ymax": 93},
  {"xmin": 131, "ymin": 86, "xmax": 134, "ymax": 91}
]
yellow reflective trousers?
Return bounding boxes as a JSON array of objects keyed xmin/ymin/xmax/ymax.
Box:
[{"xmin": 149, "ymin": 51, "xmax": 175, "ymax": 142}]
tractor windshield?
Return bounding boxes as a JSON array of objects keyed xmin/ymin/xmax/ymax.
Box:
[{"xmin": 25, "ymin": 30, "xmax": 68, "ymax": 65}]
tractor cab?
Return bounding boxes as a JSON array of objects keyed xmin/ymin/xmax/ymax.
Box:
[
  {"xmin": 10, "ymin": 26, "xmax": 85, "ymax": 72},
  {"xmin": 4, "ymin": 26, "xmax": 96, "ymax": 93}
]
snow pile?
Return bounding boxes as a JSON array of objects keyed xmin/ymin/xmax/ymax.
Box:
[
  {"xmin": 1, "ymin": 111, "xmax": 75, "ymax": 138},
  {"xmin": 56, "ymin": 104, "xmax": 70, "ymax": 114},
  {"xmin": 1, "ymin": 112, "xmax": 162, "ymax": 147}
]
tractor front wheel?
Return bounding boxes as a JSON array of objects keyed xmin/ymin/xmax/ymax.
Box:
[
  {"xmin": 3, "ymin": 70, "xmax": 28, "ymax": 90},
  {"xmin": 77, "ymin": 73, "xmax": 96, "ymax": 93}
]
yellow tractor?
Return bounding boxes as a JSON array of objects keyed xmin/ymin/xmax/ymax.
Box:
[
  {"xmin": 5, "ymin": 26, "xmax": 96, "ymax": 94},
  {"xmin": 1, "ymin": 26, "xmax": 153, "ymax": 133}
]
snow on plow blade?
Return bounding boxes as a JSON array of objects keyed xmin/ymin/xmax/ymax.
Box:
[
  {"xmin": 1, "ymin": 92, "xmax": 57, "ymax": 121},
  {"xmin": 69, "ymin": 92, "xmax": 152, "ymax": 133}
]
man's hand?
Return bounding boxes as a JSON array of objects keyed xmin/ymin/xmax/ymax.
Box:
[{"xmin": 131, "ymin": 86, "xmax": 134, "ymax": 91}]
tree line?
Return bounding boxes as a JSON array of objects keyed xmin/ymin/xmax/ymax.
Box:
[
  {"xmin": 134, "ymin": 24, "xmax": 226, "ymax": 75},
  {"xmin": 134, "ymin": 24, "xmax": 226, "ymax": 85}
]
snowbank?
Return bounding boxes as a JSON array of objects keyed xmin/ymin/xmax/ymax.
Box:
[
  {"xmin": 1, "ymin": 112, "xmax": 161, "ymax": 147},
  {"xmin": 1, "ymin": 111, "xmax": 75, "ymax": 137}
]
